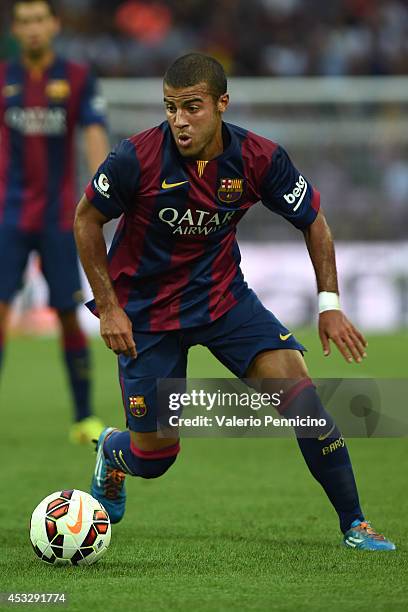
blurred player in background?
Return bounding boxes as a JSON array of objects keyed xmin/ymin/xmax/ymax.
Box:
[
  {"xmin": 75, "ymin": 53, "xmax": 395, "ymax": 550},
  {"xmin": 0, "ymin": 0, "xmax": 109, "ymax": 443}
]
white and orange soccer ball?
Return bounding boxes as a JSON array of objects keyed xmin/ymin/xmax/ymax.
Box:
[{"xmin": 30, "ymin": 489, "xmax": 111, "ymax": 566}]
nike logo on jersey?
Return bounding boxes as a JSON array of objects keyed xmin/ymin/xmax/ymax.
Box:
[
  {"xmin": 67, "ymin": 496, "xmax": 83, "ymax": 534},
  {"xmin": 161, "ymin": 178, "xmax": 189, "ymax": 189},
  {"xmin": 2, "ymin": 84, "xmax": 21, "ymax": 97},
  {"xmin": 279, "ymin": 332, "xmax": 293, "ymax": 341}
]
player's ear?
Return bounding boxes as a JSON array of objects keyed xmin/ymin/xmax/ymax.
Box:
[
  {"xmin": 217, "ymin": 93, "xmax": 229, "ymax": 114},
  {"xmin": 51, "ymin": 16, "xmax": 61, "ymax": 37},
  {"xmin": 11, "ymin": 14, "xmax": 21, "ymax": 37}
]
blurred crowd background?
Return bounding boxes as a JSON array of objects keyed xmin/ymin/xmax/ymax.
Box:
[{"xmin": 1, "ymin": 0, "xmax": 408, "ymax": 77}]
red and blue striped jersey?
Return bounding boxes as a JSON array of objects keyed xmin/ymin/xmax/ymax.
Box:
[
  {"xmin": 0, "ymin": 56, "xmax": 106, "ymax": 231},
  {"xmin": 85, "ymin": 121, "xmax": 320, "ymax": 331}
]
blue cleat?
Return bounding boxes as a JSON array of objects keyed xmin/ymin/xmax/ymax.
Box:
[
  {"xmin": 343, "ymin": 520, "xmax": 396, "ymax": 551},
  {"xmin": 91, "ymin": 427, "xmax": 126, "ymax": 524}
]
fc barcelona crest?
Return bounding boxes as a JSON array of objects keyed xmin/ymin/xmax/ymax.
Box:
[
  {"xmin": 129, "ymin": 396, "xmax": 147, "ymax": 417},
  {"xmin": 46, "ymin": 79, "xmax": 71, "ymax": 101},
  {"xmin": 218, "ymin": 178, "xmax": 244, "ymax": 204}
]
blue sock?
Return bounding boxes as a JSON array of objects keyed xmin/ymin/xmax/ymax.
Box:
[
  {"xmin": 280, "ymin": 381, "xmax": 364, "ymax": 533},
  {"xmin": 103, "ymin": 430, "xmax": 179, "ymax": 479},
  {"xmin": 62, "ymin": 330, "xmax": 91, "ymax": 422}
]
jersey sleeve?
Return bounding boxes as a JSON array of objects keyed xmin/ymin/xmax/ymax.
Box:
[
  {"xmin": 78, "ymin": 69, "xmax": 107, "ymax": 127},
  {"xmin": 260, "ymin": 145, "xmax": 320, "ymax": 229},
  {"xmin": 84, "ymin": 139, "xmax": 140, "ymax": 219}
]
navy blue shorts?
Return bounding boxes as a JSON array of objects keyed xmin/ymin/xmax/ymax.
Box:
[
  {"xmin": 0, "ymin": 227, "xmax": 83, "ymax": 310},
  {"xmin": 118, "ymin": 290, "xmax": 306, "ymax": 432}
]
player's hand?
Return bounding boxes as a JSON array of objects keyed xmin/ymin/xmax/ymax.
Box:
[
  {"xmin": 318, "ymin": 310, "xmax": 367, "ymax": 363},
  {"xmin": 99, "ymin": 305, "xmax": 137, "ymax": 359}
]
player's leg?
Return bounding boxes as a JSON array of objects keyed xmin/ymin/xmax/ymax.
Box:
[
  {"xmin": 202, "ymin": 290, "xmax": 395, "ymax": 550},
  {"xmin": 0, "ymin": 228, "xmax": 33, "ymax": 375},
  {"xmin": 91, "ymin": 330, "xmax": 185, "ymax": 523},
  {"xmin": 39, "ymin": 230, "xmax": 102, "ymax": 442},
  {"xmin": 246, "ymin": 349, "xmax": 395, "ymax": 550},
  {"xmin": 55, "ymin": 307, "xmax": 103, "ymax": 442},
  {"xmin": 246, "ymin": 349, "xmax": 365, "ymax": 529},
  {"xmin": 0, "ymin": 303, "xmax": 10, "ymax": 372}
]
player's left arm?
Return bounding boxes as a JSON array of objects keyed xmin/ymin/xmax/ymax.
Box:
[
  {"xmin": 83, "ymin": 124, "xmax": 110, "ymax": 175},
  {"xmin": 303, "ymin": 209, "xmax": 367, "ymax": 363},
  {"xmin": 259, "ymin": 144, "xmax": 367, "ymax": 363},
  {"xmin": 79, "ymin": 68, "xmax": 109, "ymax": 174}
]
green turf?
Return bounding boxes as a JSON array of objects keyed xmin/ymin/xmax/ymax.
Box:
[{"xmin": 0, "ymin": 330, "xmax": 407, "ymax": 611}]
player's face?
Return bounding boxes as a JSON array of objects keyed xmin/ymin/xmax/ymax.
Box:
[
  {"xmin": 164, "ymin": 82, "xmax": 229, "ymax": 160},
  {"xmin": 13, "ymin": 2, "xmax": 59, "ymax": 57}
]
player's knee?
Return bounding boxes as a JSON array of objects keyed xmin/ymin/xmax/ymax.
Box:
[
  {"xmin": 128, "ymin": 441, "xmax": 180, "ymax": 479},
  {"xmin": 56, "ymin": 308, "xmax": 81, "ymax": 334},
  {"xmin": 247, "ymin": 349, "xmax": 309, "ymax": 381},
  {"xmin": 0, "ymin": 302, "xmax": 10, "ymax": 327}
]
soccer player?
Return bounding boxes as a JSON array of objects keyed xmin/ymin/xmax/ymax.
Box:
[
  {"xmin": 0, "ymin": 0, "xmax": 109, "ymax": 443},
  {"xmin": 75, "ymin": 53, "xmax": 395, "ymax": 550}
]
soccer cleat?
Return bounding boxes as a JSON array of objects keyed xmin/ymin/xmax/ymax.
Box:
[
  {"xmin": 343, "ymin": 520, "xmax": 396, "ymax": 551},
  {"xmin": 69, "ymin": 416, "xmax": 105, "ymax": 445},
  {"xmin": 90, "ymin": 427, "xmax": 126, "ymax": 524}
]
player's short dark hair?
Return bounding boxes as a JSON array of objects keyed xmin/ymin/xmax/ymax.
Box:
[
  {"xmin": 13, "ymin": 0, "xmax": 57, "ymax": 18},
  {"xmin": 164, "ymin": 53, "xmax": 227, "ymax": 99}
]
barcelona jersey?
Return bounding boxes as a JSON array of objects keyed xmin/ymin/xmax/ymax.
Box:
[
  {"xmin": 85, "ymin": 121, "xmax": 320, "ymax": 331},
  {"xmin": 0, "ymin": 56, "xmax": 106, "ymax": 231}
]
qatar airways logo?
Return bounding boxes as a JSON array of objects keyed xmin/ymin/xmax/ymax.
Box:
[
  {"xmin": 158, "ymin": 207, "xmax": 237, "ymax": 235},
  {"xmin": 5, "ymin": 106, "xmax": 67, "ymax": 135},
  {"xmin": 283, "ymin": 175, "xmax": 307, "ymax": 211}
]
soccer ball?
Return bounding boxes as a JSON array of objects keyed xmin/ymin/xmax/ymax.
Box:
[{"xmin": 30, "ymin": 489, "xmax": 111, "ymax": 566}]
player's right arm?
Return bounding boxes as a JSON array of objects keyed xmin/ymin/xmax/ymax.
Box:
[
  {"xmin": 75, "ymin": 138, "xmax": 140, "ymax": 358},
  {"xmin": 74, "ymin": 197, "xmax": 136, "ymax": 359}
]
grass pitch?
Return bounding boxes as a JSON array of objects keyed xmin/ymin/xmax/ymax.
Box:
[{"xmin": 0, "ymin": 329, "xmax": 407, "ymax": 611}]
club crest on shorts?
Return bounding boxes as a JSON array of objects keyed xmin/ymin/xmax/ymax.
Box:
[
  {"xmin": 218, "ymin": 178, "xmax": 244, "ymax": 204},
  {"xmin": 129, "ymin": 396, "xmax": 147, "ymax": 417}
]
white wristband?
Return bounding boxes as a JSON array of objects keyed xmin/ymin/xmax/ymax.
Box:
[{"xmin": 318, "ymin": 291, "xmax": 340, "ymax": 314}]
